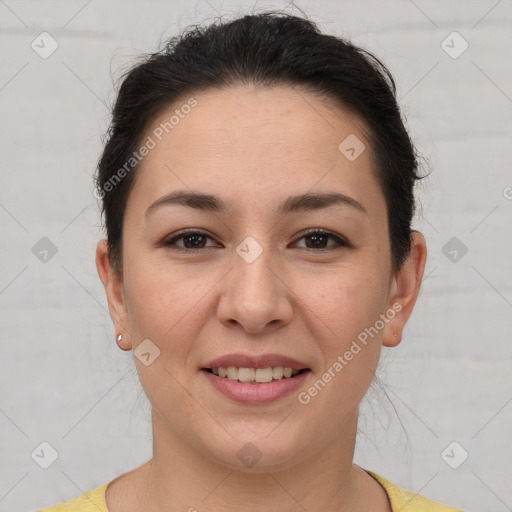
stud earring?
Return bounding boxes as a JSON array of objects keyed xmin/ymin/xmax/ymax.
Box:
[{"xmin": 117, "ymin": 334, "xmax": 123, "ymax": 343}]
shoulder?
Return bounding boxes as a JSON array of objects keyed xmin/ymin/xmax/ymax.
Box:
[
  {"xmin": 366, "ymin": 470, "xmax": 464, "ymax": 512},
  {"xmin": 37, "ymin": 482, "xmax": 110, "ymax": 512}
]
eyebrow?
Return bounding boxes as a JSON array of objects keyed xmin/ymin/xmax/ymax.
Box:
[{"xmin": 145, "ymin": 189, "xmax": 367, "ymax": 217}]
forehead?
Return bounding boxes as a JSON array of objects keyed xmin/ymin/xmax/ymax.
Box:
[
  {"xmin": 151, "ymin": 84, "xmax": 365, "ymax": 157},
  {"xmin": 129, "ymin": 84, "xmax": 384, "ymax": 218}
]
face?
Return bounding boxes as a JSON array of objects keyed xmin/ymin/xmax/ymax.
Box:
[{"xmin": 97, "ymin": 84, "xmax": 426, "ymax": 472}]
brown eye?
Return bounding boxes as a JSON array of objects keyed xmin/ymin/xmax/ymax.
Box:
[
  {"xmin": 162, "ymin": 228, "xmax": 349, "ymax": 253},
  {"xmin": 163, "ymin": 230, "xmax": 218, "ymax": 250},
  {"xmin": 294, "ymin": 229, "xmax": 349, "ymax": 251}
]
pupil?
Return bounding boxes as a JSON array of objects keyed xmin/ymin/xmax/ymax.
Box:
[
  {"xmin": 185, "ymin": 234, "xmax": 205, "ymax": 248},
  {"xmin": 183, "ymin": 234, "xmax": 328, "ymax": 249},
  {"xmin": 307, "ymin": 234, "xmax": 326, "ymax": 248}
]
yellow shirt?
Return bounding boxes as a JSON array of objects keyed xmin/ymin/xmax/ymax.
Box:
[{"xmin": 37, "ymin": 470, "xmax": 463, "ymax": 511}]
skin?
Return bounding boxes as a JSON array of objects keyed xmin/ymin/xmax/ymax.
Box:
[{"xmin": 96, "ymin": 84, "xmax": 427, "ymax": 512}]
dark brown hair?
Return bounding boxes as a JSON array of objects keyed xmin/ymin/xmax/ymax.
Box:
[{"xmin": 95, "ymin": 11, "xmax": 424, "ymax": 274}]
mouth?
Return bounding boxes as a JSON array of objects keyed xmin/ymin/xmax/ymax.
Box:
[
  {"xmin": 200, "ymin": 354, "xmax": 312, "ymax": 402},
  {"xmin": 201, "ymin": 365, "xmax": 311, "ymax": 403},
  {"xmin": 202, "ymin": 366, "xmax": 310, "ymax": 385}
]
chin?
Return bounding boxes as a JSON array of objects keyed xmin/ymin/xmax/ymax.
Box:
[{"xmin": 202, "ymin": 429, "xmax": 308, "ymax": 473}]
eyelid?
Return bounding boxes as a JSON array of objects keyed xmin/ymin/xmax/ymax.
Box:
[
  {"xmin": 162, "ymin": 228, "xmax": 350, "ymax": 251},
  {"xmin": 162, "ymin": 229, "xmax": 220, "ymax": 250},
  {"xmin": 293, "ymin": 228, "xmax": 350, "ymax": 250}
]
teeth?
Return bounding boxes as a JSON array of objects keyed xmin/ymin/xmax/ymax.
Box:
[
  {"xmin": 272, "ymin": 367, "xmax": 284, "ymax": 379},
  {"xmin": 255, "ymin": 368, "xmax": 273, "ymax": 383},
  {"xmin": 210, "ymin": 366, "xmax": 302, "ymax": 383},
  {"xmin": 238, "ymin": 368, "xmax": 255, "ymax": 382}
]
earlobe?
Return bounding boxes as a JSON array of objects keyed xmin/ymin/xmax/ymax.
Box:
[
  {"xmin": 382, "ymin": 231, "xmax": 427, "ymax": 348},
  {"xmin": 95, "ymin": 240, "xmax": 131, "ymax": 348}
]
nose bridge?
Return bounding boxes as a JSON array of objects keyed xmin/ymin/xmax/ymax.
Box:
[
  {"xmin": 233, "ymin": 234, "xmax": 279, "ymax": 307},
  {"xmin": 235, "ymin": 236, "xmax": 276, "ymax": 297},
  {"xmin": 217, "ymin": 234, "xmax": 292, "ymax": 332}
]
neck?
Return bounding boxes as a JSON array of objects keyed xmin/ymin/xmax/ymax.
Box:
[{"xmin": 131, "ymin": 408, "xmax": 385, "ymax": 512}]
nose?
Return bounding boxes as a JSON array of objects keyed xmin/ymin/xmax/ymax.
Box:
[{"xmin": 216, "ymin": 243, "xmax": 293, "ymax": 335}]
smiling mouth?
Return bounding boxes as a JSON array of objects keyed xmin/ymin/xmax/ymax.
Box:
[{"xmin": 203, "ymin": 367, "xmax": 309, "ymax": 384}]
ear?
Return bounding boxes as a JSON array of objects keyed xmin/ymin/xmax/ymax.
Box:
[
  {"xmin": 95, "ymin": 239, "xmax": 131, "ymax": 350},
  {"xmin": 382, "ymin": 231, "xmax": 427, "ymax": 348}
]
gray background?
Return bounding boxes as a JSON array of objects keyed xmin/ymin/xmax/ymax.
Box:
[{"xmin": 1, "ymin": 1, "xmax": 511, "ymax": 511}]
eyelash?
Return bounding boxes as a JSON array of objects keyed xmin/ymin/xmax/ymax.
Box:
[{"xmin": 162, "ymin": 228, "xmax": 350, "ymax": 253}]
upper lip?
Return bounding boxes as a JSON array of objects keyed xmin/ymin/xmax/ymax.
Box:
[{"xmin": 203, "ymin": 353, "xmax": 310, "ymax": 370}]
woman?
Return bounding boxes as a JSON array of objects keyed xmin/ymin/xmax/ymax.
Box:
[{"xmin": 38, "ymin": 11, "xmax": 463, "ymax": 512}]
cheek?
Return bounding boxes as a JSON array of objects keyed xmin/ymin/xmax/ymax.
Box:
[
  {"xmin": 292, "ymin": 268, "xmax": 387, "ymax": 430},
  {"xmin": 300, "ymin": 267, "xmax": 387, "ymax": 391},
  {"xmin": 121, "ymin": 263, "xmax": 209, "ymax": 401},
  {"xmin": 122, "ymin": 257, "xmax": 216, "ymax": 349},
  {"xmin": 300, "ymin": 265, "xmax": 388, "ymax": 345}
]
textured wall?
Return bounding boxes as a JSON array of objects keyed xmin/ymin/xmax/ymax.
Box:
[{"xmin": 1, "ymin": 1, "xmax": 511, "ymax": 511}]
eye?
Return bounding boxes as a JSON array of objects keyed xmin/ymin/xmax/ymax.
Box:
[
  {"xmin": 162, "ymin": 228, "xmax": 349, "ymax": 252},
  {"xmin": 293, "ymin": 229, "xmax": 349, "ymax": 251},
  {"xmin": 162, "ymin": 230, "xmax": 219, "ymax": 251}
]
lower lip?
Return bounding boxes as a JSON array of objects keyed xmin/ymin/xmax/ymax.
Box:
[{"xmin": 201, "ymin": 369, "xmax": 310, "ymax": 404}]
